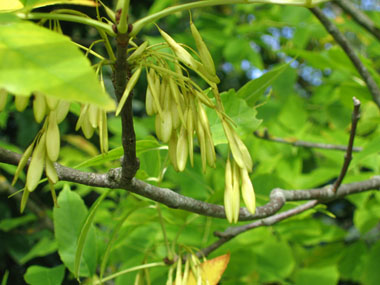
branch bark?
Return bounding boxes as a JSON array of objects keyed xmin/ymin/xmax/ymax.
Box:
[
  {"xmin": 112, "ymin": 32, "xmax": 139, "ymax": 181},
  {"xmin": 1, "ymin": 146, "xmax": 379, "ymax": 222},
  {"xmin": 332, "ymin": 97, "xmax": 361, "ymax": 191},
  {"xmin": 197, "ymin": 200, "xmax": 319, "ymax": 257},
  {"xmin": 310, "ymin": 7, "xmax": 380, "ymax": 108},
  {"xmin": 254, "ymin": 130, "xmax": 363, "ymax": 152}
]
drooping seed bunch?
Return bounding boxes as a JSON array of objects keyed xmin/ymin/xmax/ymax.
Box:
[
  {"xmin": 224, "ymin": 157, "xmax": 255, "ymax": 223},
  {"xmin": 121, "ymin": 19, "xmax": 256, "ymax": 222},
  {"xmin": 3, "ymin": 88, "xmax": 109, "ymax": 210},
  {"xmin": 76, "ymin": 103, "xmax": 109, "ymax": 154},
  {"xmin": 76, "ymin": 64, "xmax": 110, "ymax": 154},
  {"xmin": 166, "ymin": 253, "xmax": 204, "ymax": 285},
  {"xmin": 146, "ymin": 66, "xmax": 217, "ymax": 173},
  {"xmin": 6, "ymin": 92, "xmax": 70, "ymax": 210}
]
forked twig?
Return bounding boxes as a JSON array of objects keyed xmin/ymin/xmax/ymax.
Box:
[{"xmin": 332, "ymin": 97, "xmax": 361, "ymax": 192}]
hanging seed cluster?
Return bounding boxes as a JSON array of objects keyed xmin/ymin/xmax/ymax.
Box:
[
  {"xmin": 4, "ymin": 92, "xmax": 70, "ymax": 210},
  {"xmin": 76, "ymin": 103, "xmax": 109, "ymax": 154},
  {"xmin": 1, "ymin": 88, "xmax": 109, "ymax": 210},
  {"xmin": 123, "ymin": 19, "xmax": 256, "ymax": 223}
]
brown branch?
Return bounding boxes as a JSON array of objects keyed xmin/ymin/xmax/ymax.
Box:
[
  {"xmin": 333, "ymin": 97, "xmax": 361, "ymax": 191},
  {"xmin": 309, "ymin": 7, "xmax": 380, "ymax": 108},
  {"xmin": 333, "ymin": 0, "xmax": 380, "ymax": 41},
  {"xmin": 1, "ymin": 146, "xmax": 379, "ymax": 222},
  {"xmin": 254, "ymin": 130, "xmax": 362, "ymax": 152},
  {"xmin": 112, "ymin": 32, "xmax": 139, "ymax": 181},
  {"xmin": 197, "ymin": 200, "xmax": 318, "ymax": 257}
]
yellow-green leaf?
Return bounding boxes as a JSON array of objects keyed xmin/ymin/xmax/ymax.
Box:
[
  {"xmin": 0, "ymin": 1, "xmax": 23, "ymax": 12},
  {"xmin": 0, "ymin": 0, "xmax": 97, "ymax": 12},
  {"xmin": 186, "ymin": 254, "xmax": 230, "ymax": 285},
  {"xmin": 0, "ymin": 15, "xmax": 115, "ymax": 110}
]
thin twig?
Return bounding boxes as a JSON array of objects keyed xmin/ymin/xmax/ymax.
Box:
[
  {"xmin": 1, "ymin": 147, "xmax": 379, "ymax": 222},
  {"xmin": 310, "ymin": 7, "xmax": 380, "ymax": 108},
  {"xmin": 332, "ymin": 97, "xmax": 361, "ymax": 191},
  {"xmin": 197, "ymin": 200, "xmax": 318, "ymax": 257},
  {"xmin": 333, "ymin": 0, "xmax": 380, "ymax": 41},
  {"xmin": 254, "ymin": 130, "xmax": 362, "ymax": 152}
]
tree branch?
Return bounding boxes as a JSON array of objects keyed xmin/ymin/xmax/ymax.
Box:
[
  {"xmin": 197, "ymin": 200, "xmax": 318, "ymax": 257},
  {"xmin": 1, "ymin": 147, "xmax": 379, "ymax": 222},
  {"xmin": 254, "ymin": 130, "xmax": 362, "ymax": 152},
  {"xmin": 112, "ymin": 32, "xmax": 139, "ymax": 181},
  {"xmin": 333, "ymin": 0, "xmax": 380, "ymax": 42},
  {"xmin": 309, "ymin": 7, "xmax": 380, "ymax": 108},
  {"xmin": 332, "ymin": 97, "xmax": 361, "ymax": 191}
]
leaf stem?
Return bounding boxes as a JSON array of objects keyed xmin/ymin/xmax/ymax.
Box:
[
  {"xmin": 96, "ymin": 262, "xmax": 166, "ymax": 283},
  {"xmin": 17, "ymin": 12, "xmax": 115, "ymax": 36},
  {"xmin": 98, "ymin": 29, "xmax": 116, "ymax": 61}
]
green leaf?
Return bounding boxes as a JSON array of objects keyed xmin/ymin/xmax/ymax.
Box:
[
  {"xmin": 74, "ymin": 189, "xmax": 111, "ymax": 279},
  {"xmin": 285, "ymin": 47, "xmax": 355, "ymax": 74},
  {"xmin": 278, "ymin": 95, "xmax": 308, "ymax": 132},
  {"xmin": 53, "ymin": 184, "xmax": 97, "ymax": 277},
  {"xmin": 0, "ymin": 15, "xmax": 114, "ymax": 110},
  {"xmin": 338, "ymin": 241, "xmax": 367, "ymax": 282},
  {"xmin": 207, "ymin": 89, "xmax": 262, "ymax": 145},
  {"xmin": 24, "ymin": 265, "xmax": 65, "ymax": 285},
  {"xmin": 352, "ymin": 135, "xmax": 380, "ymax": 162},
  {"xmin": 237, "ymin": 62, "xmax": 290, "ymax": 106},
  {"xmin": 1, "ymin": 271, "xmax": 9, "ymax": 285},
  {"xmin": 20, "ymin": 236, "xmax": 58, "ymax": 264},
  {"xmin": 252, "ymin": 174, "xmax": 290, "ymax": 204},
  {"xmin": 254, "ymin": 240, "xmax": 295, "ymax": 282},
  {"xmin": 354, "ymin": 193, "xmax": 380, "ymax": 234},
  {"xmin": 148, "ymin": 0, "xmax": 172, "ymax": 15},
  {"xmin": 223, "ymin": 37, "xmax": 263, "ymax": 70},
  {"xmin": 138, "ymin": 146, "xmax": 162, "ymax": 181},
  {"xmin": 99, "ymin": 206, "xmax": 141, "ymax": 280},
  {"xmin": 294, "ymin": 266, "xmax": 339, "ymax": 285},
  {"xmin": 0, "ymin": 214, "xmax": 36, "ymax": 231},
  {"xmin": 362, "ymin": 240, "xmax": 380, "ymax": 285}
]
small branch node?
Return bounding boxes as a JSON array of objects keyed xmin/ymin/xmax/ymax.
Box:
[{"xmin": 270, "ymin": 188, "xmax": 286, "ymax": 201}]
